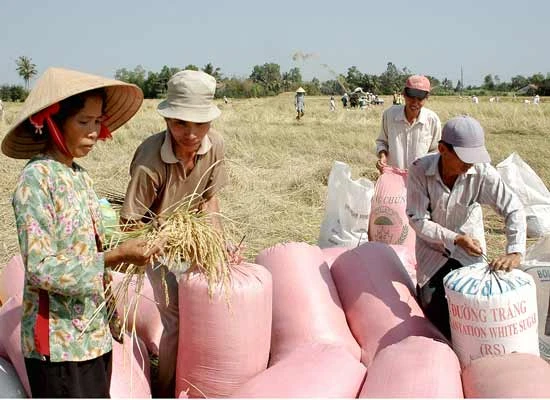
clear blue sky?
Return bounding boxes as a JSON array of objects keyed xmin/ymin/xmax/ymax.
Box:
[{"xmin": 1, "ymin": 0, "xmax": 548, "ymax": 88}]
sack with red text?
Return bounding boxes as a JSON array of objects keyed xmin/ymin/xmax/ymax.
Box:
[
  {"xmin": 368, "ymin": 166, "xmax": 415, "ymax": 255},
  {"xmin": 521, "ymin": 235, "xmax": 550, "ymax": 362},
  {"xmin": 318, "ymin": 161, "xmax": 374, "ymax": 248},
  {"xmin": 444, "ymin": 263, "xmax": 539, "ymax": 367}
]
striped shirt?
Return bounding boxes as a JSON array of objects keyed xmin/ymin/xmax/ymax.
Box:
[
  {"xmin": 375, "ymin": 105, "xmax": 441, "ymax": 169},
  {"xmin": 406, "ymin": 153, "xmax": 526, "ymax": 287}
]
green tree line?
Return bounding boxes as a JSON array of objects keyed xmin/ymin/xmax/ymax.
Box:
[{"xmin": 3, "ymin": 56, "xmax": 550, "ymax": 101}]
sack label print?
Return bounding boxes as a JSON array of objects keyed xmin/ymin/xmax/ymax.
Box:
[
  {"xmin": 370, "ymin": 204, "xmax": 408, "ymax": 244},
  {"xmin": 444, "ymin": 265, "xmax": 540, "ymax": 366}
]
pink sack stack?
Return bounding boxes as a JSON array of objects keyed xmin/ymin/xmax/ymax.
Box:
[
  {"xmin": 0, "ymin": 254, "xmax": 24, "ymax": 304},
  {"xmin": 322, "ymin": 244, "xmax": 417, "ymax": 289},
  {"xmin": 175, "ymin": 262, "xmax": 272, "ymax": 398},
  {"xmin": 232, "ymin": 343, "xmax": 366, "ymax": 398},
  {"xmin": 330, "ymin": 242, "xmax": 445, "ymax": 366},
  {"xmin": 110, "ymin": 334, "xmax": 152, "ymax": 398},
  {"xmin": 255, "ymin": 242, "xmax": 361, "ymax": 364},
  {"xmin": 359, "ymin": 336, "xmax": 463, "ymax": 398},
  {"xmin": 369, "ymin": 166, "xmax": 416, "ymax": 256},
  {"xmin": 462, "ymin": 353, "xmax": 550, "ymax": 398},
  {"xmin": 320, "ymin": 246, "xmax": 349, "ymax": 268},
  {"xmin": 111, "ymin": 271, "xmax": 163, "ymax": 356},
  {"xmin": 0, "ymin": 298, "xmax": 30, "ymax": 396}
]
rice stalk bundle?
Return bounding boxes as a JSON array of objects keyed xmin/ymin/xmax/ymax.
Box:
[
  {"xmin": 89, "ymin": 165, "xmax": 239, "ymax": 342},
  {"xmin": 152, "ymin": 203, "xmax": 231, "ymax": 298}
]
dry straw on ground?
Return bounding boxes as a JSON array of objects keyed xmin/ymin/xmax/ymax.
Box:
[{"xmin": 0, "ymin": 94, "xmax": 548, "ymax": 269}]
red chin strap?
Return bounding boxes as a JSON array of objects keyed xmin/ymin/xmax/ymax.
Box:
[
  {"xmin": 29, "ymin": 103, "xmax": 71, "ymax": 157},
  {"xmin": 29, "ymin": 104, "xmax": 112, "ymax": 156},
  {"xmin": 98, "ymin": 123, "xmax": 112, "ymax": 140}
]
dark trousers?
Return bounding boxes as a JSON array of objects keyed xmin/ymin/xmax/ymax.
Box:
[
  {"xmin": 25, "ymin": 351, "xmax": 112, "ymax": 398},
  {"xmin": 417, "ymin": 258, "xmax": 463, "ymax": 340}
]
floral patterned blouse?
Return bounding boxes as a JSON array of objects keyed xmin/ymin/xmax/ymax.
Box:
[{"xmin": 12, "ymin": 155, "xmax": 112, "ymax": 362}]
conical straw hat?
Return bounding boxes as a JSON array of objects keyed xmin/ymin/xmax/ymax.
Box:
[
  {"xmin": 296, "ymin": 87, "xmax": 306, "ymax": 93},
  {"xmin": 1, "ymin": 67, "xmax": 143, "ymax": 159}
]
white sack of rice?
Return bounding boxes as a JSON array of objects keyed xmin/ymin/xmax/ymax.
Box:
[{"xmin": 444, "ymin": 263, "xmax": 539, "ymax": 367}]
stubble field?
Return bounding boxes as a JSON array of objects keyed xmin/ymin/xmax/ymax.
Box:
[{"xmin": 0, "ymin": 94, "xmax": 548, "ymax": 267}]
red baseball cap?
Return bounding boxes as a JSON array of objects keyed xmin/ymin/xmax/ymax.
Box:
[{"xmin": 405, "ymin": 75, "xmax": 431, "ymax": 92}]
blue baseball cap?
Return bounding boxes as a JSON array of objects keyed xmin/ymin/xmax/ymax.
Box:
[{"xmin": 442, "ymin": 116, "xmax": 491, "ymax": 164}]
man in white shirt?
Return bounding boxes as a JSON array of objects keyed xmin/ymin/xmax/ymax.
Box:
[
  {"xmin": 375, "ymin": 75, "xmax": 441, "ymax": 171},
  {"xmin": 406, "ymin": 115, "xmax": 526, "ymax": 338}
]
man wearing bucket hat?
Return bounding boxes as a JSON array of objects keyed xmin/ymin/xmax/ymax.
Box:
[
  {"xmin": 375, "ymin": 75, "xmax": 442, "ymax": 172},
  {"xmin": 2, "ymin": 67, "xmax": 162, "ymax": 397},
  {"xmin": 406, "ymin": 115, "xmax": 526, "ymax": 339},
  {"xmin": 119, "ymin": 69, "xmax": 228, "ymax": 397},
  {"xmin": 295, "ymin": 87, "xmax": 306, "ymax": 120}
]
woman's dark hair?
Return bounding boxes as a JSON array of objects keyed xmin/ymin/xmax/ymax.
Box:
[{"xmin": 51, "ymin": 88, "xmax": 107, "ymax": 127}]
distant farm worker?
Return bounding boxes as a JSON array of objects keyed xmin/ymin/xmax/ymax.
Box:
[
  {"xmin": 0, "ymin": 99, "xmax": 4, "ymax": 121},
  {"xmin": 119, "ymin": 69, "xmax": 229, "ymax": 398},
  {"xmin": 406, "ymin": 115, "xmax": 526, "ymax": 339},
  {"xmin": 329, "ymin": 95, "xmax": 336, "ymax": 111},
  {"xmin": 295, "ymin": 87, "xmax": 306, "ymax": 120},
  {"xmin": 375, "ymin": 75, "xmax": 441, "ymax": 172},
  {"xmin": 3, "ymin": 67, "xmax": 161, "ymax": 397},
  {"xmin": 341, "ymin": 92, "xmax": 349, "ymax": 108}
]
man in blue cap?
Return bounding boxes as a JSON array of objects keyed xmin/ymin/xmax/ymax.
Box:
[{"xmin": 406, "ymin": 115, "xmax": 526, "ymax": 338}]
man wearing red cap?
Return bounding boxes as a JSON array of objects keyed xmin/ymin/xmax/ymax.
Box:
[{"xmin": 375, "ymin": 75, "xmax": 441, "ymax": 171}]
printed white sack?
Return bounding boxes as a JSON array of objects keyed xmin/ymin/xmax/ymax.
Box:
[
  {"xmin": 444, "ymin": 264, "xmax": 539, "ymax": 367},
  {"xmin": 521, "ymin": 235, "xmax": 550, "ymax": 362},
  {"xmin": 318, "ymin": 161, "xmax": 374, "ymax": 248},
  {"xmin": 496, "ymin": 152, "xmax": 550, "ymax": 237}
]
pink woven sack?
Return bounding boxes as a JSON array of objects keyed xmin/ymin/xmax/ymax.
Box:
[
  {"xmin": 322, "ymin": 244, "xmax": 417, "ymax": 289},
  {"xmin": 0, "ymin": 298, "xmax": 31, "ymax": 396},
  {"xmin": 369, "ymin": 166, "xmax": 416, "ymax": 255},
  {"xmin": 175, "ymin": 262, "xmax": 272, "ymax": 398},
  {"xmin": 255, "ymin": 242, "xmax": 361, "ymax": 365},
  {"xmin": 359, "ymin": 336, "xmax": 463, "ymax": 398},
  {"xmin": 110, "ymin": 334, "xmax": 151, "ymax": 398},
  {"xmin": 232, "ymin": 343, "xmax": 366, "ymax": 398},
  {"xmin": 462, "ymin": 353, "xmax": 550, "ymax": 398},
  {"xmin": 330, "ymin": 242, "xmax": 445, "ymax": 366},
  {"xmin": 111, "ymin": 271, "xmax": 162, "ymax": 356},
  {"xmin": 0, "ymin": 255, "xmax": 24, "ymax": 304}
]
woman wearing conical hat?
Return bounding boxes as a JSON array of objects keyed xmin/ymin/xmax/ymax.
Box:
[
  {"xmin": 2, "ymin": 67, "xmax": 162, "ymax": 398},
  {"xmin": 295, "ymin": 86, "xmax": 306, "ymax": 120}
]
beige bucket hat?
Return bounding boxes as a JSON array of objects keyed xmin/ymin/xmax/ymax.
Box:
[
  {"xmin": 1, "ymin": 67, "xmax": 143, "ymax": 159},
  {"xmin": 157, "ymin": 70, "xmax": 221, "ymax": 123}
]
